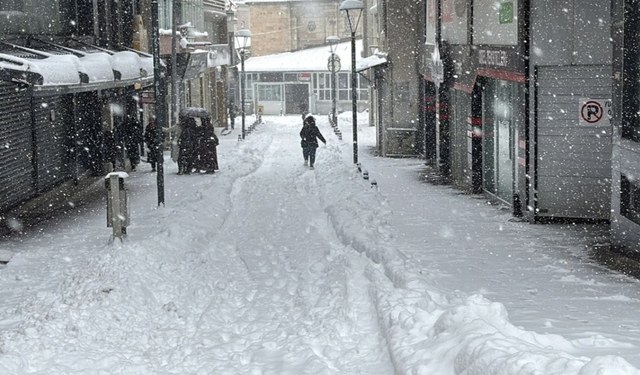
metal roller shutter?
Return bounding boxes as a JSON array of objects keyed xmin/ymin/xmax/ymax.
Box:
[
  {"xmin": 535, "ymin": 65, "xmax": 612, "ymax": 219},
  {"xmin": 451, "ymin": 90, "xmax": 471, "ymax": 189},
  {"xmin": 0, "ymin": 82, "xmax": 36, "ymax": 212},
  {"xmin": 32, "ymin": 95, "xmax": 72, "ymax": 193}
]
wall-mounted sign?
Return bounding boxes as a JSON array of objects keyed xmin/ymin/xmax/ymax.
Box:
[
  {"xmin": 140, "ymin": 90, "xmax": 155, "ymax": 104},
  {"xmin": 182, "ymin": 52, "xmax": 209, "ymax": 80},
  {"xmin": 207, "ymin": 44, "xmax": 231, "ymax": 67},
  {"xmin": 499, "ymin": 2, "xmax": 514, "ymax": 24},
  {"xmin": 579, "ymin": 98, "xmax": 612, "ymax": 126},
  {"xmin": 478, "ymin": 49, "xmax": 509, "ymax": 67}
]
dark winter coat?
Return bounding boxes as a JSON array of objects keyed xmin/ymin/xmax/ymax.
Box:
[
  {"xmin": 198, "ymin": 126, "xmax": 219, "ymax": 173},
  {"xmin": 144, "ymin": 121, "xmax": 162, "ymax": 164},
  {"xmin": 300, "ymin": 117, "xmax": 326, "ymax": 148},
  {"xmin": 178, "ymin": 119, "xmax": 198, "ymax": 174}
]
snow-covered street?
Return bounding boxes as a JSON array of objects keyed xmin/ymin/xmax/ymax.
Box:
[{"xmin": 1, "ymin": 114, "xmax": 640, "ymax": 374}]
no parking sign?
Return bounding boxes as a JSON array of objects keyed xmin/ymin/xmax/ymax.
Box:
[{"xmin": 579, "ymin": 98, "xmax": 611, "ymax": 126}]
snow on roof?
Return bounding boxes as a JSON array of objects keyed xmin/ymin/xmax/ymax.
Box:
[
  {"xmin": 78, "ymin": 52, "xmax": 116, "ymax": 83},
  {"xmin": 0, "ymin": 48, "xmax": 153, "ymax": 86},
  {"xmin": 0, "ymin": 54, "xmax": 81, "ymax": 85},
  {"xmin": 111, "ymin": 51, "xmax": 148, "ymax": 80},
  {"xmin": 243, "ymin": 39, "xmax": 363, "ymax": 73},
  {"xmin": 356, "ymin": 54, "xmax": 387, "ymax": 72}
]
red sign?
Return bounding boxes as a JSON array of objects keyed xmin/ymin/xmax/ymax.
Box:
[{"xmin": 140, "ymin": 90, "xmax": 155, "ymax": 104}]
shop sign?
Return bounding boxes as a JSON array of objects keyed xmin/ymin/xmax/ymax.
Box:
[
  {"xmin": 182, "ymin": 52, "xmax": 208, "ymax": 80},
  {"xmin": 207, "ymin": 45, "xmax": 231, "ymax": 67},
  {"xmin": 298, "ymin": 73, "xmax": 311, "ymax": 81},
  {"xmin": 140, "ymin": 90, "xmax": 155, "ymax": 104},
  {"xmin": 478, "ymin": 49, "xmax": 508, "ymax": 67}
]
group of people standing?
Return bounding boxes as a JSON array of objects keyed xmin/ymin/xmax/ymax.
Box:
[{"xmin": 164, "ymin": 111, "xmax": 220, "ymax": 175}]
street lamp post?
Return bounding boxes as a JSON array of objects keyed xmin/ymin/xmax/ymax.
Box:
[
  {"xmin": 340, "ymin": 0, "xmax": 364, "ymax": 164},
  {"xmin": 326, "ymin": 36, "xmax": 340, "ymax": 128},
  {"xmin": 235, "ymin": 29, "xmax": 251, "ymax": 140},
  {"xmin": 151, "ymin": 0, "xmax": 165, "ymax": 206}
]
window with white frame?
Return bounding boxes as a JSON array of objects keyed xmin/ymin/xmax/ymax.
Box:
[
  {"xmin": 314, "ymin": 72, "xmax": 368, "ymax": 101},
  {"xmin": 257, "ymin": 85, "xmax": 282, "ymax": 101},
  {"xmin": 243, "ymin": 73, "xmax": 257, "ymax": 101}
]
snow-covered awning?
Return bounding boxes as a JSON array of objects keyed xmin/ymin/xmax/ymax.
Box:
[
  {"xmin": 0, "ymin": 40, "xmax": 155, "ymax": 90},
  {"xmin": 0, "ymin": 53, "xmax": 82, "ymax": 86},
  {"xmin": 355, "ymin": 54, "xmax": 387, "ymax": 73}
]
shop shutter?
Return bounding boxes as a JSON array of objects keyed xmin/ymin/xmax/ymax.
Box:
[
  {"xmin": 0, "ymin": 82, "xmax": 36, "ymax": 212},
  {"xmin": 535, "ymin": 65, "xmax": 612, "ymax": 219},
  {"xmin": 451, "ymin": 90, "xmax": 471, "ymax": 189},
  {"xmin": 32, "ymin": 95, "xmax": 72, "ymax": 192}
]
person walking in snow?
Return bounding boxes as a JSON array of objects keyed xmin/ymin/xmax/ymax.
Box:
[
  {"xmin": 299, "ymin": 115, "xmax": 326, "ymax": 169},
  {"xmin": 144, "ymin": 117, "xmax": 162, "ymax": 172},
  {"xmin": 228, "ymin": 101, "xmax": 237, "ymax": 130}
]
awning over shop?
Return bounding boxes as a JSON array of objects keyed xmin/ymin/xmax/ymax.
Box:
[
  {"xmin": 0, "ymin": 39, "xmax": 155, "ymax": 91},
  {"xmin": 355, "ymin": 54, "xmax": 387, "ymax": 73}
]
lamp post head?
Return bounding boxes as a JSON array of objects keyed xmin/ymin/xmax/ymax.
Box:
[
  {"xmin": 326, "ymin": 36, "xmax": 340, "ymax": 53},
  {"xmin": 235, "ymin": 29, "xmax": 252, "ymax": 50},
  {"xmin": 326, "ymin": 36, "xmax": 340, "ymax": 52},
  {"xmin": 339, "ymin": 0, "xmax": 364, "ymax": 33}
]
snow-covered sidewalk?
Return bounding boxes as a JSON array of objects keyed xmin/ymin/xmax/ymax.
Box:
[{"xmin": 0, "ymin": 114, "xmax": 639, "ymax": 374}]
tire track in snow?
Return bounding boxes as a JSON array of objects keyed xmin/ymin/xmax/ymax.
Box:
[{"xmin": 197, "ymin": 119, "xmax": 394, "ymax": 374}]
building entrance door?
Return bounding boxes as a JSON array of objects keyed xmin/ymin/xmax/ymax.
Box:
[{"xmin": 285, "ymin": 84, "xmax": 309, "ymax": 115}]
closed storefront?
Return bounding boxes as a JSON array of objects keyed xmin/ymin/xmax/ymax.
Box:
[
  {"xmin": 533, "ymin": 65, "xmax": 612, "ymax": 219},
  {"xmin": 32, "ymin": 94, "xmax": 73, "ymax": 192},
  {"xmin": 450, "ymin": 89, "xmax": 471, "ymax": 189},
  {"xmin": 482, "ymin": 79, "xmax": 524, "ymax": 204},
  {"xmin": 0, "ymin": 82, "xmax": 35, "ymax": 212}
]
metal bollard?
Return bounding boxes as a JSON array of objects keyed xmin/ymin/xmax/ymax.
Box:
[{"xmin": 105, "ymin": 172, "xmax": 130, "ymax": 241}]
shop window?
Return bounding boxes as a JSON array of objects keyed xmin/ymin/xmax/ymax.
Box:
[
  {"xmin": 257, "ymin": 85, "xmax": 282, "ymax": 101},
  {"xmin": 621, "ymin": 174, "xmax": 640, "ymax": 225},
  {"xmin": 243, "ymin": 73, "xmax": 257, "ymax": 101},
  {"xmin": 358, "ymin": 75, "xmax": 369, "ymax": 101}
]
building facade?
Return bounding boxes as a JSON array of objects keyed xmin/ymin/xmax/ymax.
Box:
[
  {"xmin": 0, "ymin": 0, "xmax": 154, "ymax": 217},
  {"xmin": 242, "ymin": 40, "xmax": 368, "ymax": 116},
  {"xmin": 611, "ymin": 0, "xmax": 640, "ymax": 254},
  {"xmin": 237, "ymin": 0, "xmax": 361, "ymax": 57},
  {"xmin": 415, "ymin": 0, "xmax": 613, "ymax": 223}
]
